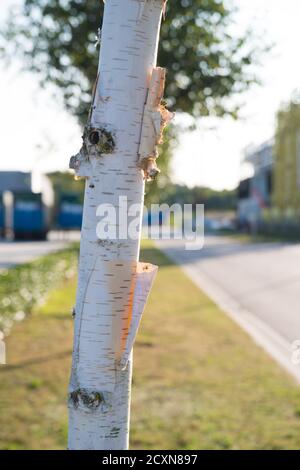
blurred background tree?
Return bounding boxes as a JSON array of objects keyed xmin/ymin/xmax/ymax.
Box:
[
  {"xmin": 1, "ymin": 0, "xmax": 261, "ymax": 201},
  {"xmin": 156, "ymin": 183, "xmax": 236, "ymax": 211}
]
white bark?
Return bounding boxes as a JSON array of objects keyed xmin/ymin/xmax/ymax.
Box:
[{"xmin": 68, "ymin": 0, "xmax": 169, "ymax": 450}]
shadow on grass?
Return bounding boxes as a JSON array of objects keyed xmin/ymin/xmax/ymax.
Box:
[
  {"xmin": 0, "ymin": 349, "xmax": 72, "ymax": 373},
  {"xmin": 140, "ymin": 246, "xmax": 173, "ymax": 267}
]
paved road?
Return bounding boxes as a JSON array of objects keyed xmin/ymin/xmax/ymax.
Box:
[
  {"xmin": 0, "ymin": 240, "xmax": 69, "ymax": 269},
  {"xmin": 156, "ymin": 235, "xmax": 300, "ymax": 383}
]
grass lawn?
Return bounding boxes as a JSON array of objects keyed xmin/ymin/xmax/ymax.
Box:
[{"xmin": 1, "ymin": 242, "xmax": 300, "ymax": 449}]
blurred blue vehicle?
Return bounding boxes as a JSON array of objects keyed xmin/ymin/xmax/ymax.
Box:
[
  {"xmin": 12, "ymin": 192, "xmax": 48, "ymax": 240},
  {"xmin": 0, "ymin": 193, "xmax": 4, "ymax": 238},
  {"xmin": 57, "ymin": 193, "xmax": 83, "ymax": 230}
]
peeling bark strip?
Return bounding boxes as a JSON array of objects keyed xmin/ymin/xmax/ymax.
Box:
[
  {"xmin": 68, "ymin": 0, "xmax": 168, "ymax": 450},
  {"xmin": 138, "ymin": 67, "xmax": 174, "ymax": 180},
  {"xmin": 108, "ymin": 261, "xmax": 158, "ymax": 369}
]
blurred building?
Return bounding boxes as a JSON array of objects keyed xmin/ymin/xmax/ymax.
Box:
[
  {"xmin": 237, "ymin": 140, "xmax": 273, "ymax": 229},
  {"xmin": 273, "ymin": 102, "xmax": 300, "ymax": 217}
]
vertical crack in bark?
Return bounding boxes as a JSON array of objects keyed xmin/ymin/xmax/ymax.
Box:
[
  {"xmin": 71, "ymin": 254, "xmax": 101, "ymax": 392},
  {"xmin": 69, "ymin": 69, "xmax": 115, "ymax": 181}
]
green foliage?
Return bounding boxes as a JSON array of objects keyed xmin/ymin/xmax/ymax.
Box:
[
  {"xmin": 2, "ymin": 0, "xmax": 258, "ymax": 123},
  {"xmin": 47, "ymin": 171, "xmax": 85, "ymax": 194},
  {"xmin": 47, "ymin": 171, "xmax": 85, "ymax": 210},
  {"xmin": 150, "ymin": 182, "xmax": 236, "ymax": 211},
  {"xmin": 0, "ymin": 244, "xmax": 79, "ymax": 334},
  {"xmin": 191, "ymin": 185, "xmax": 237, "ymax": 211}
]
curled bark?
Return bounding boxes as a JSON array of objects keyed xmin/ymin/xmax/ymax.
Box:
[{"xmin": 138, "ymin": 67, "xmax": 174, "ymax": 180}]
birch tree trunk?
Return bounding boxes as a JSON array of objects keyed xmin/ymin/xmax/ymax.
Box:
[{"xmin": 68, "ymin": 0, "xmax": 171, "ymax": 450}]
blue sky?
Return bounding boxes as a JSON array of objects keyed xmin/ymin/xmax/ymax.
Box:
[{"xmin": 1, "ymin": 0, "xmax": 300, "ymax": 190}]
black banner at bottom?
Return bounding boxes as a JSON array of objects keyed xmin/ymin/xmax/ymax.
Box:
[{"xmin": 0, "ymin": 450, "xmax": 300, "ymax": 466}]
